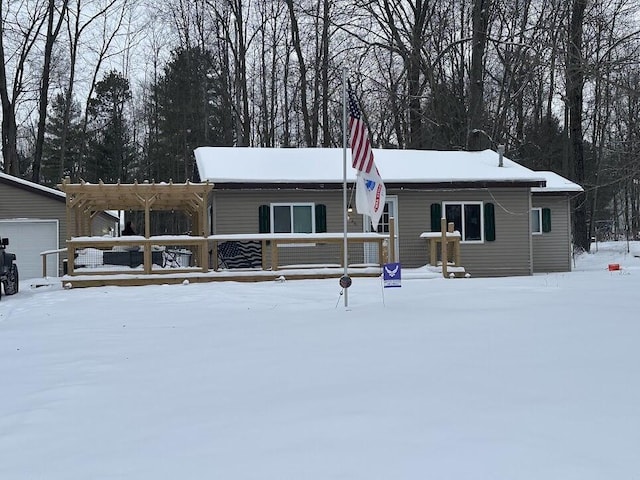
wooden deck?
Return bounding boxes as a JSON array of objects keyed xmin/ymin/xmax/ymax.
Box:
[
  {"xmin": 61, "ymin": 232, "xmax": 389, "ymax": 288},
  {"xmin": 61, "ymin": 266, "xmax": 383, "ymax": 288}
]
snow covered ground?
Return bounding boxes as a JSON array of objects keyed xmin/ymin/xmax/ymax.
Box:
[{"xmin": 1, "ymin": 241, "xmax": 639, "ymax": 479}]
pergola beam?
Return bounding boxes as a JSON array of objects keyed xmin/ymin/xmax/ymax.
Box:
[{"xmin": 58, "ymin": 177, "xmax": 214, "ymax": 239}]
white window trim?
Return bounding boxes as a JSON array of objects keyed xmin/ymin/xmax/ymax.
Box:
[
  {"xmin": 531, "ymin": 207, "xmax": 542, "ymax": 235},
  {"xmin": 270, "ymin": 202, "xmax": 316, "ymax": 234},
  {"xmin": 442, "ymin": 201, "xmax": 484, "ymax": 244}
]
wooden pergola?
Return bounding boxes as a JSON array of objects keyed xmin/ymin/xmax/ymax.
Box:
[{"xmin": 58, "ymin": 177, "xmax": 214, "ymax": 238}]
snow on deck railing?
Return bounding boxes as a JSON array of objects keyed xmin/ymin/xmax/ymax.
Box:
[{"xmin": 65, "ymin": 232, "xmax": 390, "ymax": 276}]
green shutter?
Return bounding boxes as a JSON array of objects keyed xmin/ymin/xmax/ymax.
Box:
[
  {"xmin": 315, "ymin": 204, "xmax": 327, "ymax": 233},
  {"xmin": 430, "ymin": 203, "xmax": 442, "ymax": 232},
  {"xmin": 542, "ymin": 208, "xmax": 552, "ymax": 232},
  {"xmin": 258, "ymin": 205, "xmax": 270, "ymax": 233},
  {"xmin": 484, "ymin": 203, "xmax": 496, "ymax": 241}
]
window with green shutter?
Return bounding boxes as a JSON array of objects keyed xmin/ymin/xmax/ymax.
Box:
[
  {"xmin": 430, "ymin": 203, "xmax": 441, "ymax": 232},
  {"xmin": 261, "ymin": 203, "xmax": 318, "ymax": 234},
  {"xmin": 442, "ymin": 201, "xmax": 484, "ymax": 242},
  {"xmin": 258, "ymin": 205, "xmax": 270, "ymax": 233},
  {"xmin": 542, "ymin": 208, "xmax": 552, "ymax": 233},
  {"xmin": 484, "ymin": 203, "xmax": 496, "ymax": 241},
  {"xmin": 315, "ymin": 204, "xmax": 327, "ymax": 233}
]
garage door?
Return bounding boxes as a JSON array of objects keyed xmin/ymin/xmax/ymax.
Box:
[{"xmin": 0, "ymin": 219, "xmax": 59, "ymax": 280}]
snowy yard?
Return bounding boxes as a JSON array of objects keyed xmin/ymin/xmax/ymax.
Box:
[{"xmin": 1, "ymin": 242, "xmax": 639, "ymax": 479}]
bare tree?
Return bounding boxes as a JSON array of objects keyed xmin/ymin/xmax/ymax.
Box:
[
  {"xmin": 567, "ymin": 0, "xmax": 589, "ymax": 251},
  {"xmin": 0, "ymin": 1, "xmax": 48, "ymax": 175},
  {"xmin": 31, "ymin": 0, "xmax": 70, "ymax": 183},
  {"xmin": 55, "ymin": 0, "xmax": 125, "ymax": 180},
  {"xmin": 466, "ymin": 0, "xmax": 491, "ymax": 150},
  {"xmin": 285, "ymin": 0, "xmax": 313, "ymax": 146}
]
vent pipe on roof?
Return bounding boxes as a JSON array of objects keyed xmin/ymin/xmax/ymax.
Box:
[{"xmin": 498, "ymin": 144, "xmax": 505, "ymax": 167}]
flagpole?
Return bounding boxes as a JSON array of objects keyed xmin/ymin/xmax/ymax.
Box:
[{"xmin": 342, "ymin": 68, "xmax": 349, "ymax": 308}]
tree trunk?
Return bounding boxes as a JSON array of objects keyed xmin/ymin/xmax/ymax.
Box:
[
  {"xmin": 286, "ymin": 0, "xmax": 312, "ymax": 146},
  {"xmin": 467, "ymin": 0, "xmax": 491, "ymax": 151},
  {"xmin": 320, "ymin": 0, "xmax": 330, "ymax": 147},
  {"xmin": 567, "ymin": 0, "xmax": 589, "ymax": 252},
  {"xmin": 32, "ymin": 0, "xmax": 69, "ymax": 183},
  {"xmin": 0, "ymin": 3, "xmax": 18, "ymax": 175}
]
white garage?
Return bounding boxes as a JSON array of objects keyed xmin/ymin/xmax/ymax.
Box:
[{"xmin": 0, "ymin": 219, "xmax": 59, "ymax": 280}]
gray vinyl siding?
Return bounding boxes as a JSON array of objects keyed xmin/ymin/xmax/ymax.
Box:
[
  {"xmin": 0, "ymin": 182, "xmax": 117, "ymax": 275},
  {"xmin": 213, "ymin": 189, "xmax": 366, "ymax": 267},
  {"xmin": 212, "ymin": 186, "xmax": 533, "ymax": 277},
  {"xmin": 532, "ymin": 195, "xmax": 572, "ymax": 272},
  {"xmin": 397, "ymin": 187, "xmax": 532, "ymax": 277},
  {"xmin": 0, "ymin": 184, "xmax": 67, "ymax": 271}
]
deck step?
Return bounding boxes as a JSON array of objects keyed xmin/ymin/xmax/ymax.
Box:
[
  {"xmin": 447, "ymin": 269, "xmax": 470, "ymax": 278},
  {"xmin": 429, "ymin": 263, "xmax": 470, "ymax": 278}
]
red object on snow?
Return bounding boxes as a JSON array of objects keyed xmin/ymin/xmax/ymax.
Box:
[{"xmin": 608, "ymin": 263, "xmax": 621, "ymax": 271}]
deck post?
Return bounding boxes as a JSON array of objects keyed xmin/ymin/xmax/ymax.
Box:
[
  {"xmin": 68, "ymin": 245, "xmax": 75, "ymax": 275},
  {"xmin": 441, "ymin": 217, "xmax": 448, "ymax": 279},
  {"xmin": 271, "ymin": 239, "xmax": 279, "ymax": 270},
  {"xmin": 200, "ymin": 239, "xmax": 208, "ymax": 272},
  {"xmin": 212, "ymin": 240, "xmax": 219, "ymax": 270},
  {"xmin": 261, "ymin": 240, "xmax": 268, "ymax": 270},
  {"xmin": 143, "ymin": 241, "xmax": 151, "ymax": 274},
  {"xmin": 389, "ymin": 217, "xmax": 396, "ymax": 263}
]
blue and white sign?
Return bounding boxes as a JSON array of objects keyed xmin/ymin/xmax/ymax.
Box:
[{"xmin": 383, "ymin": 262, "xmax": 401, "ymax": 288}]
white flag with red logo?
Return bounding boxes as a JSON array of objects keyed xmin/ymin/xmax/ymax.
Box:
[{"xmin": 355, "ymin": 168, "xmax": 386, "ymax": 231}]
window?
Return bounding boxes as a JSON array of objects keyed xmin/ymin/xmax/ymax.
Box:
[
  {"xmin": 532, "ymin": 207, "xmax": 551, "ymax": 234},
  {"xmin": 443, "ymin": 201, "xmax": 484, "ymax": 242},
  {"xmin": 271, "ymin": 203, "xmax": 315, "ymax": 234},
  {"xmin": 531, "ymin": 208, "xmax": 542, "ymax": 234},
  {"xmin": 371, "ymin": 201, "xmax": 392, "ymax": 233},
  {"xmin": 259, "ymin": 203, "xmax": 326, "ymax": 234}
]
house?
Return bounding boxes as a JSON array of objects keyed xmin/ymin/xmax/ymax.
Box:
[
  {"xmin": 0, "ymin": 173, "xmax": 118, "ymax": 280},
  {"xmin": 194, "ymin": 147, "xmax": 582, "ymax": 277},
  {"xmin": 531, "ymin": 171, "xmax": 583, "ymax": 273}
]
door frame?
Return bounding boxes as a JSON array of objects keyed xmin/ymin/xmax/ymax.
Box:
[{"xmin": 363, "ymin": 195, "xmax": 399, "ymax": 263}]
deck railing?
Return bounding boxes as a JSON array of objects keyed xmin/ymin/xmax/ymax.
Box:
[
  {"xmin": 208, "ymin": 232, "xmax": 389, "ymax": 271},
  {"xmin": 64, "ymin": 233, "xmax": 389, "ymax": 277},
  {"xmin": 66, "ymin": 236, "xmax": 208, "ymax": 275}
]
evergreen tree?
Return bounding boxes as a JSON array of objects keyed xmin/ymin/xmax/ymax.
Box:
[
  {"xmin": 149, "ymin": 46, "xmax": 233, "ymax": 183},
  {"xmin": 86, "ymin": 71, "xmax": 136, "ymax": 183},
  {"xmin": 41, "ymin": 91, "xmax": 85, "ymax": 186}
]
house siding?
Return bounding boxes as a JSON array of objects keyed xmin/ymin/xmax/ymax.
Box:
[
  {"xmin": 0, "ymin": 182, "xmax": 116, "ymax": 275},
  {"xmin": 0, "ymin": 183, "xmax": 67, "ymax": 244},
  {"xmin": 532, "ymin": 195, "xmax": 572, "ymax": 272},
  {"xmin": 399, "ymin": 187, "xmax": 532, "ymax": 277},
  {"xmin": 212, "ymin": 186, "xmax": 533, "ymax": 277},
  {"xmin": 212, "ymin": 189, "xmax": 366, "ymax": 267}
]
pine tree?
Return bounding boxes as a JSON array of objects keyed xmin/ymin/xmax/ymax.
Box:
[
  {"xmin": 150, "ymin": 46, "xmax": 233, "ymax": 183},
  {"xmin": 86, "ymin": 71, "xmax": 136, "ymax": 183},
  {"xmin": 41, "ymin": 92, "xmax": 85, "ymax": 187}
]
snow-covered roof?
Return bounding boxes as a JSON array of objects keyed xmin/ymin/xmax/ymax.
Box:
[
  {"xmin": 0, "ymin": 171, "xmax": 65, "ymax": 198},
  {"xmin": 0, "ymin": 172, "xmax": 119, "ymax": 220},
  {"xmin": 195, "ymin": 147, "xmax": 551, "ymax": 186},
  {"xmin": 531, "ymin": 171, "xmax": 583, "ymax": 193}
]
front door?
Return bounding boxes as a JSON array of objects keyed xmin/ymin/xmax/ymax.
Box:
[{"xmin": 364, "ymin": 196, "xmax": 399, "ymax": 264}]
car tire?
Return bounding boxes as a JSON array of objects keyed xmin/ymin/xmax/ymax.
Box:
[{"xmin": 3, "ymin": 264, "xmax": 18, "ymax": 295}]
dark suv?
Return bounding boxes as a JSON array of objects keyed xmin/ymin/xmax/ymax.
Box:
[{"xmin": 0, "ymin": 238, "xmax": 18, "ymax": 299}]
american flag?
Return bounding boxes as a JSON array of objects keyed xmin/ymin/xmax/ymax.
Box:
[
  {"xmin": 347, "ymin": 82, "xmax": 375, "ymax": 174},
  {"xmin": 217, "ymin": 241, "xmax": 262, "ymax": 269},
  {"xmin": 347, "ymin": 79, "xmax": 386, "ymax": 230}
]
